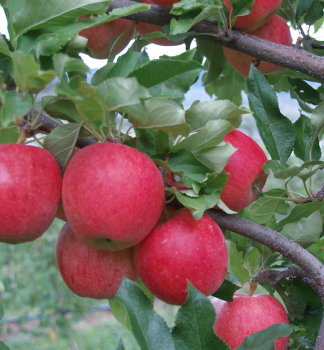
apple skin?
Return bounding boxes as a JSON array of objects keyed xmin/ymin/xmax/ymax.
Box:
[
  {"xmin": 134, "ymin": 208, "xmax": 228, "ymax": 305},
  {"xmin": 151, "ymin": 0, "xmax": 180, "ymax": 8},
  {"xmin": 220, "ymin": 129, "xmax": 268, "ymax": 212},
  {"xmin": 62, "ymin": 143, "xmax": 165, "ymax": 251},
  {"xmin": 56, "ymin": 223, "xmax": 138, "ymax": 299},
  {"xmin": 0, "ymin": 144, "xmax": 62, "ymax": 244},
  {"xmin": 138, "ymin": 0, "xmax": 183, "ymax": 46},
  {"xmin": 224, "ymin": 0, "xmax": 282, "ymax": 32},
  {"xmin": 212, "ymin": 293, "xmax": 289, "ymax": 349},
  {"xmin": 223, "ymin": 15, "xmax": 292, "ymax": 78},
  {"xmin": 78, "ymin": 16, "xmax": 134, "ymax": 58},
  {"xmin": 165, "ymin": 130, "xmax": 268, "ymax": 212}
]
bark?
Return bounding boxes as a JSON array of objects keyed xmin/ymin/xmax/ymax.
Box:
[{"xmin": 108, "ymin": 0, "xmax": 324, "ymax": 82}]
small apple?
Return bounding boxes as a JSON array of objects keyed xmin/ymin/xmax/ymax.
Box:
[
  {"xmin": 0, "ymin": 144, "xmax": 62, "ymax": 244},
  {"xmin": 224, "ymin": 0, "xmax": 282, "ymax": 32},
  {"xmin": 223, "ymin": 15, "xmax": 292, "ymax": 77},
  {"xmin": 78, "ymin": 16, "xmax": 135, "ymax": 58},
  {"xmin": 212, "ymin": 293, "xmax": 289, "ymax": 349},
  {"xmin": 56, "ymin": 223, "xmax": 138, "ymax": 299},
  {"xmin": 134, "ymin": 208, "xmax": 228, "ymax": 305},
  {"xmin": 138, "ymin": 0, "xmax": 183, "ymax": 46},
  {"xmin": 165, "ymin": 130, "xmax": 268, "ymax": 212},
  {"xmin": 220, "ymin": 129, "xmax": 268, "ymax": 211},
  {"xmin": 62, "ymin": 143, "xmax": 165, "ymax": 251}
]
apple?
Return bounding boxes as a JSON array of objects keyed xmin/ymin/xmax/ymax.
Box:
[
  {"xmin": 138, "ymin": 0, "xmax": 183, "ymax": 46},
  {"xmin": 0, "ymin": 144, "xmax": 62, "ymax": 244},
  {"xmin": 223, "ymin": 15, "xmax": 292, "ymax": 78},
  {"xmin": 165, "ymin": 130, "xmax": 268, "ymax": 212},
  {"xmin": 134, "ymin": 208, "xmax": 228, "ymax": 305},
  {"xmin": 78, "ymin": 16, "xmax": 135, "ymax": 59},
  {"xmin": 56, "ymin": 223, "xmax": 138, "ymax": 299},
  {"xmin": 224, "ymin": 0, "xmax": 282, "ymax": 32},
  {"xmin": 150, "ymin": 0, "xmax": 180, "ymax": 8},
  {"xmin": 212, "ymin": 293, "xmax": 289, "ymax": 349},
  {"xmin": 219, "ymin": 129, "xmax": 268, "ymax": 211},
  {"xmin": 62, "ymin": 142, "xmax": 165, "ymax": 251}
]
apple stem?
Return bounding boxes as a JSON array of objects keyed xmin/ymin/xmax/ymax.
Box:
[
  {"xmin": 16, "ymin": 130, "xmax": 27, "ymax": 144},
  {"xmin": 248, "ymin": 281, "xmax": 257, "ymax": 297}
]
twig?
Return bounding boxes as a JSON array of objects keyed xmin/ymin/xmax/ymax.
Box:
[
  {"xmin": 286, "ymin": 0, "xmax": 313, "ymax": 53},
  {"xmin": 252, "ymin": 266, "xmax": 307, "ymax": 285}
]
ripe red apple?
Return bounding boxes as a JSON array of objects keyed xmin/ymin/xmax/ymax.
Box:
[
  {"xmin": 223, "ymin": 15, "xmax": 292, "ymax": 77},
  {"xmin": 62, "ymin": 143, "xmax": 165, "ymax": 251},
  {"xmin": 224, "ymin": 0, "xmax": 282, "ymax": 32},
  {"xmin": 220, "ymin": 129, "xmax": 268, "ymax": 211},
  {"xmin": 78, "ymin": 16, "xmax": 135, "ymax": 58},
  {"xmin": 0, "ymin": 144, "xmax": 62, "ymax": 244},
  {"xmin": 134, "ymin": 208, "xmax": 228, "ymax": 305},
  {"xmin": 150, "ymin": 0, "xmax": 180, "ymax": 8},
  {"xmin": 165, "ymin": 130, "xmax": 268, "ymax": 212},
  {"xmin": 212, "ymin": 293, "xmax": 289, "ymax": 349},
  {"xmin": 138, "ymin": 0, "xmax": 183, "ymax": 46},
  {"xmin": 56, "ymin": 223, "xmax": 138, "ymax": 299}
]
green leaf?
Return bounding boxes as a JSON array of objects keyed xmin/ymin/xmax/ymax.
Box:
[
  {"xmin": 308, "ymin": 238, "xmax": 324, "ymax": 264},
  {"xmin": 249, "ymin": 189, "xmax": 289, "ymax": 229},
  {"xmin": 171, "ymin": 120, "xmax": 234, "ymax": 152},
  {"xmin": 116, "ymin": 278, "xmax": 176, "ymax": 350},
  {"xmin": 109, "ymin": 298, "xmax": 132, "ymax": 331},
  {"xmin": 194, "ymin": 143, "xmax": 237, "ymax": 173},
  {"xmin": 135, "ymin": 129, "xmax": 169, "ymax": 157},
  {"xmin": 131, "ymin": 98, "xmax": 190, "ymax": 136},
  {"xmin": 12, "ymin": 52, "xmax": 56, "ymax": 92},
  {"xmin": 0, "ymin": 91, "xmax": 32, "ymax": 127},
  {"xmin": 235, "ymin": 323, "xmax": 291, "ymax": 350},
  {"xmin": 230, "ymin": 0, "xmax": 255, "ymax": 17},
  {"xmin": 205, "ymin": 62, "xmax": 245, "ymax": 106},
  {"xmin": 280, "ymin": 211, "xmax": 322, "ymax": 248},
  {"xmin": 116, "ymin": 339, "xmax": 125, "ymax": 350},
  {"xmin": 196, "ymin": 39, "xmax": 226, "ymax": 85},
  {"xmin": 0, "ymin": 300, "xmax": 3, "ymax": 321},
  {"xmin": 276, "ymin": 201, "xmax": 324, "ymax": 231},
  {"xmin": 296, "ymin": 0, "xmax": 316, "ymax": 22},
  {"xmin": 172, "ymin": 281, "xmax": 231, "ymax": 350},
  {"xmin": 247, "ymin": 65, "xmax": 296, "ymax": 163},
  {"xmin": 170, "ymin": 5, "xmax": 222, "ymax": 35},
  {"xmin": 53, "ymin": 54, "xmax": 90, "ymax": 79},
  {"xmin": 186, "ymin": 100, "xmax": 247, "ymax": 131},
  {"xmin": 167, "ymin": 149, "xmax": 212, "ymax": 185},
  {"xmin": 263, "ymin": 160, "xmax": 290, "ymax": 175},
  {"xmin": 106, "ymin": 50, "xmax": 150, "ymax": 79},
  {"xmin": 129, "ymin": 59, "xmax": 202, "ymax": 99},
  {"xmin": 137, "ymin": 279, "xmax": 155, "ymax": 304},
  {"xmin": 13, "ymin": 0, "xmax": 112, "ymax": 35},
  {"xmin": 42, "ymin": 97, "xmax": 82, "ymax": 124},
  {"xmin": 0, "ymin": 127, "xmax": 20, "ymax": 144},
  {"xmin": 289, "ymin": 78, "xmax": 321, "ymax": 105},
  {"xmin": 97, "ymin": 77, "xmax": 150, "ymax": 121},
  {"xmin": 43, "ymin": 123, "xmax": 83, "ymax": 174},
  {"xmin": 0, "ymin": 341, "xmax": 10, "ymax": 350},
  {"xmin": 294, "ymin": 114, "xmax": 321, "ymax": 161},
  {"xmin": 0, "ymin": 35, "xmax": 11, "ymax": 57},
  {"xmin": 91, "ymin": 62, "xmax": 115, "ymax": 86},
  {"xmin": 211, "ymin": 280, "xmax": 240, "ymax": 302},
  {"xmin": 311, "ymin": 101, "xmax": 324, "ymax": 138}
]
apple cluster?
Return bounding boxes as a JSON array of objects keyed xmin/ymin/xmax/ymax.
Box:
[{"xmin": 0, "ymin": 129, "xmax": 290, "ymax": 348}]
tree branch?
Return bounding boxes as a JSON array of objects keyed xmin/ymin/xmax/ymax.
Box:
[
  {"xmin": 108, "ymin": 0, "xmax": 324, "ymax": 82},
  {"xmin": 251, "ymin": 266, "xmax": 307, "ymax": 285}
]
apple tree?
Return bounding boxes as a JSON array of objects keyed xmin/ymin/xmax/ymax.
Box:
[{"xmin": 1, "ymin": 0, "xmax": 324, "ymax": 349}]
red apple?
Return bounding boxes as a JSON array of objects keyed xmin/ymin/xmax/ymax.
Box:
[
  {"xmin": 151, "ymin": 0, "xmax": 180, "ymax": 8},
  {"xmin": 56, "ymin": 223, "xmax": 138, "ymax": 299},
  {"xmin": 212, "ymin": 293, "xmax": 289, "ymax": 349},
  {"xmin": 78, "ymin": 16, "xmax": 134, "ymax": 58},
  {"xmin": 138, "ymin": 0, "xmax": 183, "ymax": 46},
  {"xmin": 134, "ymin": 208, "xmax": 228, "ymax": 305},
  {"xmin": 165, "ymin": 130, "xmax": 268, "ymax": 212},
  {"xmin": 224, "ymin": 0, "xmax": 282, "ymax": 32},
  {"xmin": 62, "ymin": 143, "xmax": 165, "ymax": 251},
  {"xmin": 0, "ymin": 144, "xmax": 62, "ymax": 244},
  {"xmin": 223, "ymin": 15, "xmax": 292, "ymax": 77},
  {"xmin": 220, "ymin": 129, "xmax": 268, "ymax": 211}
]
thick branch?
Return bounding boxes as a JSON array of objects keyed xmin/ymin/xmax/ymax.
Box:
[{"xmin": 108, "ymin": 0, "xmax": 324, "ymax": 82}]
